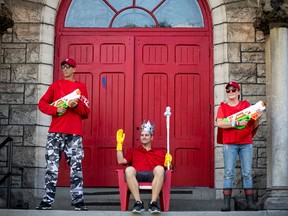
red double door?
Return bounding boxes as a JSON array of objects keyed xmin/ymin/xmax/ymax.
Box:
[{"xmin": 56, "ymin": 33, "xmax": 212, "ymax": 187}]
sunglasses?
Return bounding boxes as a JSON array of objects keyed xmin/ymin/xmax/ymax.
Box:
[
  {"xmin": 226, "ymin": 88, "xmax": 237, "ymax": 93},
  {"xmin": 61, "ymin": 64, "xmax": 73, "ymax": 69}
]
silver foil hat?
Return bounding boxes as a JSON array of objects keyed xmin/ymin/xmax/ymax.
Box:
[{"xmin": 141, "ymin": 120, "xmax": 155, "ymax": 135}]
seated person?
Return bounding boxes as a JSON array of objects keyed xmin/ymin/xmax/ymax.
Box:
[{"xmin": 116, "ymin": 121, "xmax": 172, "ymax": 214}]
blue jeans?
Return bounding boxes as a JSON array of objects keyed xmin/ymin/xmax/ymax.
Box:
[{"xmin": 223, "ymin": 144, "xmax": 253, "ymax": 189}]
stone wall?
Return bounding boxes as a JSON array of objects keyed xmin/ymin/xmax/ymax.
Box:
[
  {"xmin": 0, "ymin": 0, "xmax": 268, "ymax": 209},
  {"xmin": 212, "ymin": 0, "xmax": 267, "ymax": 204},
  {"xmin": 0, "ymin": 0, "xmax": 58, "ymax": 208}
]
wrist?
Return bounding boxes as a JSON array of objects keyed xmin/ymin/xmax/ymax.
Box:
[
  {"xmin": 231, "ymin": 120, "xmax": 236, "ymax": 128},
  {"xmin": 116, "ymin": 143, "xmax": 123, "ymax": 151}
]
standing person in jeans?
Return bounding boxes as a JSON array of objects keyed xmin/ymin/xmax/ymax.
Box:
[
  {"xmin": 216, "ymin": 81, "xmax": 263, "ymax": 211},
  {"xmin": 36, "ymin": 58, "xmax": 90, "ymax": 211},
  {"xmin": 116, "ymin": 121, "xmax": 172, "ymax": 214}
]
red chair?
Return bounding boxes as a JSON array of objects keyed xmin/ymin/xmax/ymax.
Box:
[{"xmin": 116, "ymin": 169, "xmax": 172, "ymax": 211}]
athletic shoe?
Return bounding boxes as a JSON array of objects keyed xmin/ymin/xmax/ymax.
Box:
[
  {"xmin": 132, "ymin": 201, "xmax": 144, "ymax": 213},
  {"xmin": 35, "ymin": 201, "xmax": 52, "ymax": 210},
  {"xmin": 74, "ymin": 201, "xmax": 88, "ymax": 211},
  {"xmin": 148, "ymin": 201, "xmax": 160, "ymax": 214}
]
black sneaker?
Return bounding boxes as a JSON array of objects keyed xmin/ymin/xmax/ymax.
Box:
[
  {"xmin": 132, "ymin": 201, "xmax": 144, "ymax": 213},
  {"xmin": 74, "ymin": 201, "xmax": 88, "ymax": 211},
  {"xmin": 148, "ymin": 201, "xmax": 160, "ymax": 214},
  {"xmin": 35, "ymin": 201, "xmax": 52, "ymax": 210}
]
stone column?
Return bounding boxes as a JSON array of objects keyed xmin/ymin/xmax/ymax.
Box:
[{"xmin": 254, "ymin": 0, "xmax": 288, "ymax": 210}]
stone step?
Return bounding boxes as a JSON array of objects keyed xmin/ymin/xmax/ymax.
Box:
[{"xmin": 1, "ymin": 209, "xmax": 288, "ymax": 216}]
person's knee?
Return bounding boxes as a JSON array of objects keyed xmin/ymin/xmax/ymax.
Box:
[
  {"xmin": 153, "ymin": 165, "xmax": 165, "ymax": 177},
  {"xmin": 125, "ymin": 166, "xmax": 136, "ymax": 178}
]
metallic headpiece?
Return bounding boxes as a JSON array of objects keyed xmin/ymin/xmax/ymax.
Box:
[{"xmin": 141, "ymin": 120, "xmax": 155, "ymax": 135}]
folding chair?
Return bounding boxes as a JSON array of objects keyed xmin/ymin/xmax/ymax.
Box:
[{"xmin": 116, "ymin": 169, "xmax": 172, "ymax": 211}]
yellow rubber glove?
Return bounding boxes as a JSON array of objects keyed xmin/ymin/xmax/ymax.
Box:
[
  {"xmin": 164, "ymin": 153, "xmax": 172, "ymax": 167},
  {"xmin": 116, "ymin": 129, "xmax": 125, "ymax": 151}
]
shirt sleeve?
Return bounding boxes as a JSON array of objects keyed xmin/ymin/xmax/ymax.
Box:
[
  {"xmin": 71, "ymin": 83, "xmax": 90, "ymax": 119},
  {"xmin": 38, "ymin": 84, "xmax": 58, "ymax": 116}
]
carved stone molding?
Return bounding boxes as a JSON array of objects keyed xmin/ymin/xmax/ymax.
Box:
[
  {"xmin": 254, "ymin": 0, "xmax": 288, "ymax": 35},
  {"xmin": 0, "ymin": 0, "xmax": 14, "ymax": 34}
]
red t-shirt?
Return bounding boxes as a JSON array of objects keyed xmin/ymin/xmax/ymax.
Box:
[
  {"xmin": 38, "ymin": 79, "xmax": 90, "ymax": 136},
  {"xmin": 216, "ymin": 100, "xmax": 258, "ymax": 144},
  {"xmin": 124, "ymin": 145, "xmax": 165, "ymax": 171}
]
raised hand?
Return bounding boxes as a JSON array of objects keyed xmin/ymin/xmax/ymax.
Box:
[{"xmin": 116, "ymin": 129, "xmax": 125, "ymax": 151}]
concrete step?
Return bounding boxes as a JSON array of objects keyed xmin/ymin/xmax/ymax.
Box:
[
  {"xmin": 1, "ymin": 209, "xmax": 288, "ymax": 216},
  {"xmin": 30, "ymin": 187, "xmax": 227, "ymax": 211}
]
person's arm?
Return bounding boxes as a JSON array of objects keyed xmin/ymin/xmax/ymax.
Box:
[
  {"xmin": 38, "ymin": 84, "xmax": 59, "ymax": 116},
  {"xmin": 70, "ymin": 84, "xmax": 90, "ymax": 119},
  {"xmin": 116, "ymin": 129, "xmax": 127, "ymax": 165}
]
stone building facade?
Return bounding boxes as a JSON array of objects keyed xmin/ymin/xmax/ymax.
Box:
[{"xmin": 0, "ymin": 0, "xmax": 287, "ymax": 210}]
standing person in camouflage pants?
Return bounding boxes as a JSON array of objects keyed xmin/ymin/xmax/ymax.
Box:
[{"xmin": 36, "ymin": 58, "xmax": 90, "ymax": 211}]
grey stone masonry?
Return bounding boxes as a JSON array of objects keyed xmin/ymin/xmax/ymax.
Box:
[
  {"xmin": 0, "ymin": 0, "xmax": 57, "ymax": 209},
  {"xmin": 213, "ymin": 0, "xmax": 267, "ymax": 205}
]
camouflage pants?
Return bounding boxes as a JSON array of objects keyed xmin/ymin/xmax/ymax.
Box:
[{"xmin": 42, "ymin": 133, "xmax": 85, "ymax": 204}]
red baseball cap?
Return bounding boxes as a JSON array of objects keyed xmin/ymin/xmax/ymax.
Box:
[
  {"xmin": 225, "ymin": 81, "xmax": 240, "ymax": 90},
  {"xmin": 61, "ymin": 58, "xmax": 76, "ymax": 68}
]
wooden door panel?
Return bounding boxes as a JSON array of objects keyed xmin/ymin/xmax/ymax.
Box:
[
  {"xmin": 135, "ymin": 36, "xmax": 211, "ymax": 186},
  {"xmin": 57, "ymin": 35, "xmax": 134, "ymax": 186}
]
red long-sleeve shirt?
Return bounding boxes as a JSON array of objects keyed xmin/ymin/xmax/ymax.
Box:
[
  {"xmin": 216, "ymin": 100, "xmax": 258, "ymax": 144},
  {"xmin": 38, "ymin": 79, "xmax": 90, "ymax": 136}
]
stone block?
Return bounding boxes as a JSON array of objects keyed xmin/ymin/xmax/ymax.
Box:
[
  {"xmin": 25, "ymin": 84, "xmax": 39, "ymax": 104},
  {"xmin": 40, "ymin": 24, "xmax": 55, "ymax": 44},
  {"xmin": 241, "ymin": 43, "xmax": 265, "ymax": 52},
  {"xmin": 12, "ymin": 146, "xmax": 36, "ymax": 167},
  {"xmin": 258, "ymin": 77, "xmax": 266, "ymax": 83},
  {"xmin": 227, "ymin": 23, "xmax": 255, "ymax": 42},
  {"xmin": 242, "ymin": 84, "xmax": 266, "ymax": 95},
  {"xmin": 226, "ymin": 2, "xmax": 257, "ymax": 22},
  {"xmin": 3, "ymin": 48, "xmax": 26, "ymax": 63},
  {"xmin": 253, "ymin": 168, "xmax": 267, "ymax": 188},
  {"xmin": 10, "ymin": 105, "xmax": 37, "ymax": 124},
  {"xmin": 258, "ymin": 147, "xmax": 267, "ymax": 158},
  {"xmin": 228, "ymin": 63, "xmax": 257, "ymax": 83},
  {"xmin": 214, "ymin": 84, "xmax": 227, "ymax": 105},
  {"xmin": 214, "ymin": 44, "xmax": 228, "ymax": 64},
  {"xmin": 37, "ymin": 65, "xmax": 53, "ymax": 85},
  {"xmin": 24, "ymin": 125, "xmax": 48, "ymax": 147},
  {"xmin": 0, "ymin": 64, "xmax": 11, "ymax": 82},
  {"xmin": 13, "ymin": 23, "xmax": 40, "ymax": 42},
  {"xmin": 215, "ymin": 168, "xmax": 224, "ymax": 188},
  {"xmin": 242, "ymin": 52, "xmax": 265, "ymax": 63},
  {"xmin": 214, "ymin": 63, "xmax": 229, "ymax": 83},
  {"xmin": 256, "ymin": 30, "xmax": 265, "ymax": 42},
  {"xmin": 211, "ymin": 5, "xmax": 227, "ymax": 25},
  {"xmin": 11, "ymin": 0, "xmax": 42, "ymax": 23},
  {"xmin": 27, "ymin": 44, "xmax": 40, "ymax": 63},
  {"xmin": 214, "ymin": 23, "xmax": 228, "ymax": 44},
  {"xmin": 257, "ymin": 158, "xmax": 267, "ymax": 168},
  {"xmin": 257, "ymin": 63, "xmax": 266, "ymax": 77},
  {"xmin": 0, "ymin": 93, "xmax": 23, "ymax": 104},
  {"xmin": 227, "ymin": 43, "xmax": 241, "ymax": 62},
  {"xmin": 208, "ymin": 0, "xmax": 223, "ymax": 10},
  {"xmin": 214, "ymin": 146, "xmax": 224, "ymax": 168},
  {"xmin": 11, "ymin": 64, "xmax": 39, "ymax": 83},
  {"xmin": 42, "ymin": 6, "xmax": 56, "ymax": 25},
  {"xmin": 39, "ymin": 43, "xmax": 54, "ymax": 64},
  {"xmin": 0, "ymin": 83, "xmax": 24, "ymax": 93},
  {"xmin": 2, "ymin": 31, "xmax": 13, "ymax": 43},
  {"xmin": 35, "ymin": 126, "xmax": 49, "ymax": 147},
  {"xmin": 0, "ymin": 125, "xmax": 23, "ymax": 136}
]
